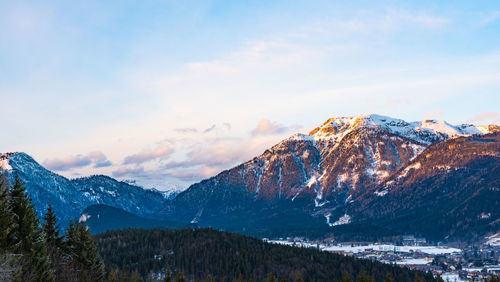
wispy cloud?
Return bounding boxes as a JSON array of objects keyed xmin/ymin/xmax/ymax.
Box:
[
  {"xmin": 467, "ymin": 112, "xmax": 500, "ymax": 124},
  {"xmin": 112, "ymin": 166, "xmax": 145, "ymax": 177},
  {"xmin": 203, "ymin": 124, "xmax": 216, "ymax": 134},
  {"xmin": 250, "ymin": 119, "xmax": 290, "ymax": 136},
  {"xmin": 43, "ymin": 151, "xmax": 112, "ymax": 171},
  {"xmin": 123, "ymin": 145, "xmax": 172, "ymax": 165},
  {"xmin": 424, "ymin": 109, "xmax": 444, "ymax": 120},
  {"xmin": 174, "ymin": 128, "xmax": 198, "ymax": 134}
]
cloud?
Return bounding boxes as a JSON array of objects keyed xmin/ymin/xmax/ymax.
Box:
[
  {"xmin": 43, "ymin": 151, "xmax": 112, "ymax": 171},
  {"xmin": 112, "ymin": 166, "xmax": 145, "ymax": 177},
  {"xmin": 164, "ymin": 165, "xmax": 220, "ymax": 182},
  {"xmin": 424, "ymin": 109, "xmax": 443, "ymax": 120},
  {"xmin": 123, "ymin": 145, "xmax": 173, "ymax": 165},
  {"xmin": 162, "ymin": 134, "xmax": 289, "ymax": 182},
  {"xmin": 174, "ymin": 128, "xmax": 198, "ymax": 134},
  {"xmin": 467, "ymin": 112, "xmax": 500, "ymax": 124},
  {"xmin": 88, "ymin": 151, "xmax": 113, "ymax": 168},
  {"xmin": 203, "ymin": 124, "xmax": 216, "ymax": 134},
  {"xmin": 250, "ymin": 119, "xmax": 289, "ymax": 136}
]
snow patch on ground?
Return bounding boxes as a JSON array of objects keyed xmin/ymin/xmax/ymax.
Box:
[
  {"xmin": 323, "ymin": 244, "xmax": 461, "ymax": 255},
  {"xmin": 331, "ymin": 214, "xmax": 351, "ymax": 226},
  {"xmin": 79, "ymin": 213, "xmax": 91, "ymax": 223},
  {"xmin": 374, "ymin": 190, "xmax": 388, "ymax": 197},
  {"xmin": 486, "ymin": 232, "xmax": 500, "ymax": 246}
]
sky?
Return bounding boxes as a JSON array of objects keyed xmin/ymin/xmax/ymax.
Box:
[{"xmin": 1, "ymin": 0, "xmax": 499, "ymax": 189}]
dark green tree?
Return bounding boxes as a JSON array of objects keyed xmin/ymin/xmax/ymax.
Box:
[
  {"xmin": 266, "ymin": 272, "xmax": 276, "ymax": 282},
  {"xmin": 42, "ymin": 203, "xmax": 64, "ymax": 279},
  {"xmin": 384, "ymin": 272, "xmax": 395, "ymax": 282},
  {"xmin": 65, "ymin": 220, "xmax": 105, "ymax": 282},
  {"xmin": 0, "ymin": 177, "xmax": 12, "ymax": 251},
  {"xmin": 341, "ymin": 271, "xmax": 352, "ymax": 282},
  {"xmin": 107, "ymin": 269, "xmax": 118, "ymax": 282},
  {"xmin": 8, "ymin": 175, "xmax": 54, "ymax": 282},
  {"xmin": 164, "ymin": 265, "xmax": 172, "ymax": 282},
  {"xmin": 175, "ymin": 270, "xmax": 186, "ymax": 282}
]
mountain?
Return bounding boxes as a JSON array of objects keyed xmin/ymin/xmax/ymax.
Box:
[
  {"xmin": 2, "ymin": 114, "xmax": 498, "ymax": 242},
  {"xmin": 350, "ymin": 133, "xmax": 500, "ymax": 242},
  {"xmin": 0, "ymin": 152, "xmax": 167, "ymax": 226},
  {"xmin": 162, "ymin": 114, "xmax": 499, "ymax": 241}
]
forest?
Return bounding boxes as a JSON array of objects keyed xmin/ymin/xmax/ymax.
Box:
[{"xmin": 95, "ymin": 228, "xmax": 436, "ymax": 282}]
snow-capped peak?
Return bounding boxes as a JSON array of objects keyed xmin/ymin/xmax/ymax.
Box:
[
  {"xmin": 309, "ymin": 114, "xmax": 495, "ymax": 145},
  {"xmin": 0, "ymin": 152, "xmax": 20, "ymax": 170}
]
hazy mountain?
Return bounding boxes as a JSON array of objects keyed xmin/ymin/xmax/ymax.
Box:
[{"xmin": 0, "ymin": 152, "xmax": 168, "ymax": 226}]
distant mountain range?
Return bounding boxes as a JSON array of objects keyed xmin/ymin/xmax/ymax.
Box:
[
  {"xmin": 1, "ymin": 114, "xmax": 498, "ymax": 243},
  {"xmin": 0, "ymin": 152, "xmax": 172, "ymax": 226}
]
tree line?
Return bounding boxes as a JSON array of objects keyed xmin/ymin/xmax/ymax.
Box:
[{"xmin": 96, "ymin": 228, "xmax": 437, "ymax": 282}]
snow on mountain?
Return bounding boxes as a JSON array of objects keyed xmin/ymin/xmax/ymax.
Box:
[
  {"xmin": 165, "ymin": 114, "xmax": 498, "ymax": 231},
  {"xmin": 309, "ymin": 114, "xmax": 493, "ymax": 145},
  {"xmin": 0, "ymin": 152, "xmax": 168, "ymax": 227},
  {"xmin": 151, "ymin": 186, "xmax": 187, "ymax": 200},
  {"xmin": 486, "ymin": 232, "xmax": 500, "ymax": 246}
]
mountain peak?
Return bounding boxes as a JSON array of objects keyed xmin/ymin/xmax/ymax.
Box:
[{"xmin": 309, "ymin": 114, "xmax": 494, "ymax": 145}]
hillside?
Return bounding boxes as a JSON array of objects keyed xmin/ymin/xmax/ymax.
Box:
[
  {"xmin": 350, "ymin": 133, "xmax": 500, "ymax": 242},
  {"xmin": 81, "ymin": 204, "xmax": 186, "ymax": 234}
]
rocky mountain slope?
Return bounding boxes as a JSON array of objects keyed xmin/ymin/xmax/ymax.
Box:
[
  {"xmin": 0, "ymin": 152, "xmax": 167, "ymax": 226},
  {"xmin": 350, "ymin": 133, "xmax": 500, "ymax": 241},
  {"xmin": 162, "ymin": 114, "xmax": 499, "ymax": 241}
]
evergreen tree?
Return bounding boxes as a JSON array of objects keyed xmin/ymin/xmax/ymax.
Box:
[
  {"xmin": 107, "ymin": 269, "xmax": 118, "ymax": 282},
  {"xmin": 413, "ymin": 273, "xmax": 426, "ymax": 282},
  {"xmin": 42, "ymin": 203, "xmax": 62, "ymax": 252},
  {"xmin": 341, "ymin": 271, "xmax": 352, "ymax": 282},
  {"xmin": 8, "ymin": 175, "xmax": 54, "ymax": 282},
  {"xmin": 384, "ymin": 272, "xmax": 395, "ymax": 282},
  {"xmin": 0, "ymin": 177, "xmax": 12, "ymax": 251},
  {"xmin": 357, "ymin": 270, "xmax": 372, "ymax": 282},
  {"xmin": 164, "ymin": 265, "xmax": 172, "ymax": 282},
  {"xmin": 175, "ymin": 270, "xmax": 187, "ymax": 282},
  {"xmin": 266, "ymin": 272, "xmax": 276, "ymax": 282},
  {"xmin": 42, "ymin": 203, "xmax": 64, "ymax": 279},
  {"xmin": 65, "ymin": 220, "xmax": 105, "ymax": 282}
]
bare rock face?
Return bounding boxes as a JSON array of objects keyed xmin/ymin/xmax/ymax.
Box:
[{"xmin": 164, "ymin": 114, "xmax": 498, "ymax": 235}]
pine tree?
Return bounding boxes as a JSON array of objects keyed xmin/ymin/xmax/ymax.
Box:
[
  {"xmin": 266, "ymin": 272, "xmax": 276, "ymax": 282},
  {"xmin": 42, "ymin": 203, "xmax": 64, "ymax": 279},
  {"xmin": 164, "ymin": 265, "xmax": 172, "ymax": 282},
  {"xmin": 65, "ymin": 220, "xmax": 105, "ymax": 282},
  {"xmin": 107, "ymin": 269, "xmax": 118, "ymax": 282},
  {"xmin": 384, "ymin": 272, "xmax": 395, "ymax": 282},
  {"xmin": 0, "ymin": 177, "xmax": 12, "ymax": 251},
  {"xmin": 413, "ymin": 273, "xmax": 426, "ymax": 282},
  {"xmin": 341, "ymin": 271, "xmax": 352, "ymax": 282},
  {"xmin": 8, "ymin": 175, "xmax": 54, "ymax": 281},
  {"xmin": 42, "ymin": 203, "xmax": 62, "ymax": 252},
  {"xmin": 175, "ymin": 270, "xmax": 187, "ymax": 282}
]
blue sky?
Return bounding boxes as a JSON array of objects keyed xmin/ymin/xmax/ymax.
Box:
[{"xmin": 1, "ymin": 0, "xmax": 499, "ymax": 189}]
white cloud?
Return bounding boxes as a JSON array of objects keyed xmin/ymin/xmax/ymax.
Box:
[{"xmin": 123, "ymin": 145, "xmax": 172, "ymax": 165}]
